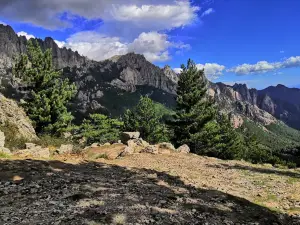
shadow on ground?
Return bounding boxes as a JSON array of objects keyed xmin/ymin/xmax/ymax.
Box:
[
  {"xmin": 0, "ymin": 159, "xmax": 299, "ymax": 225},
  {"xmin": 209, "ymin": 163, "xmax": 300, "ymax": 179}
]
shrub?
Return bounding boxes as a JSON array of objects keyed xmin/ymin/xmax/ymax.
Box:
[
  {"xmin": 123, "ymin": 96, "xmax": 170, "ymax": 144},
  {"xmin": 72, "ymin": 114, "xmax": 123, "ymax": 145}
]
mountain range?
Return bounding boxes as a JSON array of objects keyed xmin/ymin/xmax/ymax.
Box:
[{"xmin": 0, "ymin": 24, "xmax": 300, "ymax": 151}]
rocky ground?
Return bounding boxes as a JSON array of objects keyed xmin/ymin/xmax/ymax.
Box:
[{"xmin": 1, "ymin": 152, "xmax": 300, "ymax": 225}]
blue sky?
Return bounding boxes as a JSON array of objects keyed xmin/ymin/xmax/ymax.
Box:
[{"xmin": 0, "ymin": 0, "xmax": 299, "ymax": 89}]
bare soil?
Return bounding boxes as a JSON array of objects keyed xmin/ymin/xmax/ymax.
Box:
[{"xmin": 1, "ymin": 152, "xmax": 300, "ymax": 224}]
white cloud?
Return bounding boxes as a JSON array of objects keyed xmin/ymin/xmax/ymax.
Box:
[
  {"xmin": 0, "ymin": 21, "xmax": 7, "ymax": 25},
  {"xmin": 64, "ymin": 32, "xmax": 128, "ymax": 61},
  {"xmin": 201, "ymin": 8, "xmax": 215, "ymax": 17},
  {"xmin": 228, "ymin": 56, "xmax": 300, "ymax": 75},
  {"xmin": 173, "ymin": 62, "xmax": 225, "ymax": 80},
  {"xmin": 107, "ymin": 1, "xmax": 200, "ymax": 31},
  {"xmin": 0, "ymin": 0, "xmax": 200, "ymax": 31},
  {"xmin": 196, "ymin": 63, "xmax": 225, "ymax": 79},
  {"xmin": 17, "ymin": 31, "xmax": 35, "ymax": 40},
  {"xmin": 63, "ymin": 31, "xmax": 185, "ymax": 62},
  {"xmin": 280, "ymin": 50, "xmax": 284, "ymax": 54}
]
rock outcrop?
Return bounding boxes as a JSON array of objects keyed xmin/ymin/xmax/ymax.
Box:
[
  {"xmin": 0, "ymin": 93, "xmax": 37, "ymax": 140},
  {"xmin": 0, "ymin": 24, "xmax": 300, "ymax": 130}
]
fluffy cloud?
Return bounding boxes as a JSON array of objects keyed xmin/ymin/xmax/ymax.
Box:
[
  {"xmin": 196, "ymin": 63, "xmax": 225, "ymax": 79},
  {"xmin": 17, "ymin": 31, "xmax": 35, "ymax": 40},
  {"xmin": 201, "ymin": 8, "xmax": 215, "ymax": 17},
  {"xmin": 173, "ymin": 62, "xmax": 225, "ymax": 80},
  {"xmin": 0, "ymin": 21, "xmax": 7, "ymax": 25},
  {"xmin": 0, "ymin": 0, "xmax": 199, "ymax": 31},
  {"xmin": 107, "ymin": 1, "xmax": 200, "ymax": 31},
  {"xmin": 63, "ymin": 31, "xmax": 185, "ymax": 62},
  {"xmin": 228, "ymin": 56, "xmax": 300, "ymax": 75}
]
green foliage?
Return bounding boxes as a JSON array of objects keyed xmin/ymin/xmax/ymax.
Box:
[
  {"xmin": 0, "ymin": 122, "xmax": 28, "ymax": 150},
  {"xmin": 13, "ymin": 40, "xmax": 76, "ymax": 135},
  {"xmin": 171, "ymin": 59, "xmax": 240, "ymax": 155},
  {"xmin": 72, "ymin": 114, "xmax": 123, "ymax": 145},
  {"xmin": 123, "ymin": 96, "xmax": 170, "ymax": 143}
]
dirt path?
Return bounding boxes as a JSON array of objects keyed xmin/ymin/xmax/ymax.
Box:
[{"xmin": 0, "ymin": 153, "xmax": 300, "ymax": 224}]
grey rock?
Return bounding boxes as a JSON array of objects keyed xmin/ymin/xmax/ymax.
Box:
[
  {"xmin": 120, "ymin": 146, "xmax": 135, "ymax": 157},
  {"xmin": 91, "ymin": 143, "xmax": 99, "ymax": 148},
  {"xmin": 141, "ymin": 145, "xmax": 159, "ymax": 155},
  {"xmin": 15, "ymin": 146, "xmax": 50, "ymax": 158},
  {"xmin": 121, "ymin": 132, "xmax": 140, "ymax": 144},
  {"xmin": 158, "ymin": 142, "xmax": 176, "ymax": 151},
  {"xmin": 177, "ymin": 144, "xmax": 190, "ymax": 154},
  {"xmin": 57, "ymin": 144, "xmax": 73, "ymax": 155}
]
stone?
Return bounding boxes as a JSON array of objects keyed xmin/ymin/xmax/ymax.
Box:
[
  {"xmin": 78, "ymin": 137, "xmax": 86, "ymax": 144},
  {"xmin": 177, "ymin": 144, "xmax": 190, "ymax": 154},
  {"xmin": 120, "ymin": 132, "xmax": 140, "ymax": 144},
  {"xmin": 158, "ymin": 142, "xmax": 176, "ymax": 151},
  {"xmin": 91, "ymin": 143, "xmax": 99, "ymax": 148},
  {"xmin": 0, "ymin": 147, "xmax": 11, "ymax": 155},
  {"xmin": 103, "ymin": 143, "xmax": 111, "ymax": 146},
  {"xmin": 0, "ymin": 131, "xmax": 5, "ymax": 147},
  {"xmin": 85, "ymin": 144, "xmax": 126, "ymax": 160},
  {"xmin": 120, "ymin": 146, "xmax": 135, "ymax": 157},
  {"xmin": 15, "ymin": 146, "xmax": 50, "ymax": 158},
  {"xmin": 0, "ymin": 94, "xmax": 38, "ymax": 141},
  {"xmin": 141, "ymin": 145, "xmax": 159, "ymax": 155},
  {"xmin": 57, "ymin": 144, "xmax": 73, "ymax": 155}
]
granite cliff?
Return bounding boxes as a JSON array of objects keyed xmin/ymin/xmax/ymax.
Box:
[{"xmin": 0, "ymin": 24, "xmax": 300, "ymax": 130}]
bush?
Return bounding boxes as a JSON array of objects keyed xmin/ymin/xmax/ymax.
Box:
[
  {"xmin": 72, "ymin": 114, "xmax": 123, "ymax": 145},
  {"xmin": 123, "ymin": 96, "xmax": 170, "ymax": 144}
]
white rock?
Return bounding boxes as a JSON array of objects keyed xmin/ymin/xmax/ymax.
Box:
[{"xmin": 177, "ymin": 144, "xmax": 190, "ymax": 153}]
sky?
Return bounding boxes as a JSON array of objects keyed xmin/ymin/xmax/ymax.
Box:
[{"xmin": 0, "ymin": 0, "xmax": 299, "ymax": 89}]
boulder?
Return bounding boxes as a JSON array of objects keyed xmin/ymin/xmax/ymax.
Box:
[
  {"xmin": 0, "ymin": 94, "xmax": 38, "ymax": 141},
  {"xmin": 120, "ymin": 132, "xmax": 140, "ymax": 144},
  {"xmin": 141, "ymin": 145, "xmax": 159, "ymax": 155},
  {"xmin": 0, "ymin": 131, "xmax": 5, "ymax": 147},
  {"xmin": 103, "ymin": 143, "xmax": 111, "ymax": 146},
  {"xmin": 120, "ymin": 146, "xmax": 135, "ymax": 157},
  {"xmin": 85, "ymin": 144, "xmax": 126, "ymax": 160},
  {"xmin": 57, "ymin": 144, "xmax": 73, "ymax": 155},
  {"xmin": 15, "ymin": 146, "xmax": 50, "ymax": 158},
  {"xmin": 0, "ymin": 147, "xmax": 11, "ymax": 155},
  {"xmin": 177, "ymin": 144, "xmax": 190, "ymax": 154},
  {"xmin": 158, "ymin": 142, "xmax": 175, "ymax": 151}
]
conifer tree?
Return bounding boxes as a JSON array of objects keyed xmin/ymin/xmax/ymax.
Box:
[
  {"xmin": 123, "ymin": 96, "xmax": 169, "ymax": 143},
  {"xmin": 171, "ymin": 59, "xmax": 216, "ymax": 152},
  {"xmin": 13, "ymin": 40, "xmax": 76, "ymax": 134},
  {"xmin": 172, "ymin": 59, "xmax": 243, "ymax": 155}
]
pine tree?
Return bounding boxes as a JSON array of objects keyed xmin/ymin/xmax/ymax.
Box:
[
  {"xmin": 123, "ymin": 96, "xmax": 169, "ymax": 143},
  {"xmin": 13, "ymin": 40, "xmax": 76, "ymax": 134},
  {"xmin": 172, "ymin": 59, "xmax": 244, "ymax": 156},
  {"xmin": 171, "ymin": 59, "xmax": 216, "ymax": 152},
  {"xmin": 73, "ymin": 114, "xmax": 123, "ymax": 145}
]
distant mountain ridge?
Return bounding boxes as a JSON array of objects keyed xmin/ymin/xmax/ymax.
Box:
[{"xmin": 0, "ymin": 24, "xmax": 300, "ymax": 132}]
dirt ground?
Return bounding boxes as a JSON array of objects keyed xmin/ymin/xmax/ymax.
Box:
[{"xmin": 1, "ymin": 152, "xmax": 300, "ymax": 224}]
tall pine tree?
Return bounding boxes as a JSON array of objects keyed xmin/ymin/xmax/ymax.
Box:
[
  {"xmin": 13, "ymin": 40, "xmax": 76, "ymax": 135},
  {"xmin": 172, "ymin": 59, "xmax": 242, "ymax": 156}
]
